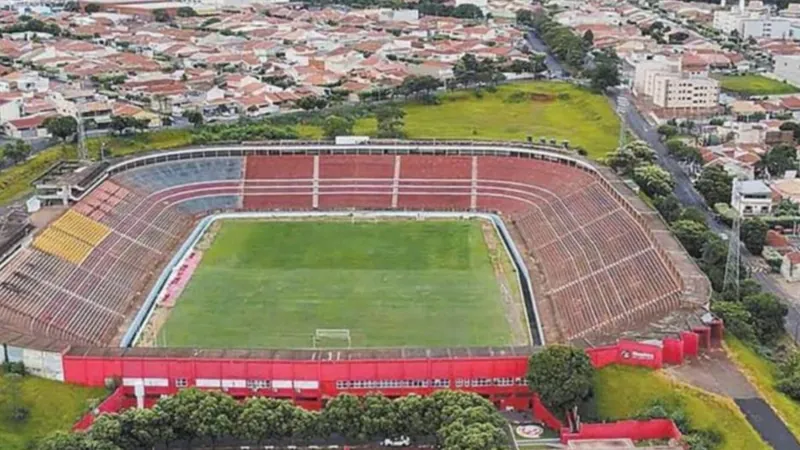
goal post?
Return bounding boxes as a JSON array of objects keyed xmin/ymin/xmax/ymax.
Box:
[{"xmin": 313, "ymin": 328, "xmax": 352, "ymax": 348}]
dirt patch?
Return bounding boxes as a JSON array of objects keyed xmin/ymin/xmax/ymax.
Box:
[
  {"xmin": 665, "ymin": 349, "xmax": 757, "ymax": 399},
  {"xmin": 480, "ymin": 220, "xmax": 530, "ymax": 345}
]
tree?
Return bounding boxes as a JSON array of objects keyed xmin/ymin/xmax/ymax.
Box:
[
  {"xmin": 654, "ymin": 194, "xmax": 682, "ymax": 223},
  {"xmin": 668, "ymin": 31, "xmax": 689, "ymax": 44},
  {"xmin": 671, "ymin": 220, "xmax": 710, "ymax": 258},
  {"xmin": 700, "ymin": 235, "xmax": 729, "ymax": 292},
  {"xmin": 439, "ymin": 421, "xmax": 507, "ymax": 450},
  {"xmin": 711, "ymin": 301, "xmax": 756, "ymax": 343},
  {"xmin": 695, "ymin": 165, "xmax": 733, "ymax": 206},
  {"xmin": 2, "ymin": 373, "xmax": 27, "ymax": 424},
  {"xmin": 394, "ymin": 394, "xmax": 433, "ymax": 439},
  {"xmin": 759, "ymin": 143, "xmax": 797, "ymax": 178},
  {"xmin": 296, "ymin": 96, "xmax": 328, "ymax": 111},
  {"xmin": 376, "ymin": 105, "xmax": 406, "ymax": 138},
  {"xmin": 633, "ymin": 164, "xmax": 674, "ymax": 198},
  {"xmin": 589, "ymin": 59, "xmax": 620, "ymax": 92},
  {"xmin": 322, "ymin": 115, "xmax": 354, "ymax": 139},
  {"xmin": 777, "ymin": 352, "xmax": 800, "ymax": 400},
  {"xmin": 775, "ymin": 198, "xmax": 800, "ymax": 216},
  {"xmin": 743, "ymin": 293, "xmax": 788, "ymax": 345},
  {"xmin": 582, "ymin": 29, "xmax": 594, "ymax": 47},
  {"xmin": 626, "ymin": 141, "xmax": 656, "ymax": 163},
  {"xmin": 362, "ymin": 393, "xmax": 398, "ymax": 439},
  {"xmin": 191, "ymin": 390, "xmax": 240, "ymax": 448},
  {"xmin": 605, "ymin": 148, "xmax": 638, "ymax": 176},
  {"xmin": 516, "ymin": 9, "xmax": 534, "ymax": 26},
  {"xmin": 397, "ymin": 75, "xmax": 442, "ymax": 99},
  {"xmin": 154, "ymin": 388, "xmax": 208, "ymax": 445},
  {"xmin": 236, "ymin": 397, "xmax": 297, "ymax": 444},
  {"xmin": 320, "ymin": 393, "xmax": 364, "ymax": 439},
  {"xmin": 183, "ymin": 110, "xmax": 204, "ymax": 128},
  {"xmin": 741, "ymin": 217, "xmax": 769, "ymax": 255},
  {"xmin": 176, "ymin": 6, "xmax": 196, "ymax": 17},
  {"xmin": 452, "ymin": 3, "xmax": 483, "ymax": 19},
  {"xmin": 526, "ymin": 346, "xmax": 594, "ymax": 418},
  {"xmin": 678, "ymin": 207, "xmax": 707, "ymax": 225},
  {"xmin": 84, "ymin": 3, "xmax": 101, "ymax": 13},
  {"xmin": 89, "ymin": 414, "xmax": 123, "ymax": 446},
  {"xmin": 454, "ymin": 54, "xmax": 480, "ymax": 88},
  {"xmin": 657, "ymin": 124, "xmax": 678, "ymax": 139},
  {"xmin": 780, "ymin": 121, "xmax": 800, "ymax": 142},
  {"xmin": 38, "ymin": 431, "xmax": 120, "ymax": 450},
  {"xmin": 2, "ymin": 139, "xmax": 31, "ymax": 163},
  {"xmin": 44, "ymin": 116, "xmax": 77, "ymax": 142},
  {"xmin": 152, "ymin": 8, "xmax": 170, "ymax": 22}
]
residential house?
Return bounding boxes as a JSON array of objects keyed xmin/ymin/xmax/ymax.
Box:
[{"xmin": 3, "ymin": 114, "xmax": 52, "ymax": 139}]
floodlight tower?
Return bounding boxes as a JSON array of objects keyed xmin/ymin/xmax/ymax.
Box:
[{"xmin": 723, "ymin": 179, "xmax": 741, "ymax": 299}]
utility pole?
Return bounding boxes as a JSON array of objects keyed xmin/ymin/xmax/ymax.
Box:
[
  {"xmin": 76, "ymin": 100, "xmax": 88, "ymax": 162},
  {"xmin": 723, "ymin": 179, "xmax": 741, "ymax": 299}
]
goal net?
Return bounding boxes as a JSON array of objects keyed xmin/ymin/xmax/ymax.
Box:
[{"xmin": 313, "ymin": 329, "xmax": 352, "ymax": 348}]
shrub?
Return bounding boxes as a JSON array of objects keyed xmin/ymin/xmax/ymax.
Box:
[{"xmin": 3, "ymin": 361, "xmax": 26, "ymax": 376}]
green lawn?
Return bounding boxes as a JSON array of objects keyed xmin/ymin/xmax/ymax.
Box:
[
  {"xmin": 0, "ymin": 374, "xmax": 106, "ymax": 450},
  {"xmin": 300, "ymin": 82, "xmax": 619, "ymax": 159},
  {"xmin": 718, "ymin": 74, "xmax": 800, "ymax": 96},
  {"xmin": 595, "ymin": 365, "xmax": 769, "ymax": 450},
  {"xmin": 159, "ymin": 219, "xmax": 517, "ymax": 348},
  {"xmin": 726, "ymin": 337, "xmax": 800, "ymax": 441},
  {"xmin": 0, "ymin": 129, "xmax": 192, "ymax": 205}
]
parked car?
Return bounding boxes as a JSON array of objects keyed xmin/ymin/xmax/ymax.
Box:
[{"xmin": 382, "ymin": 436, "xmax": 411, "ymax": 447}]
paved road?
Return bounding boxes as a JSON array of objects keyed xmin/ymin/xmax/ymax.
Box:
[
  {"xmin": 525, "ymin": 30, "xmax": 565, "ymax": 78},
  {"xmin": 737, "ymin": 398, "xmax": 800, "ymax": 450},
  {"xmin": 614, "ymin": 92, "xmax": 800, "ymax": 344}
]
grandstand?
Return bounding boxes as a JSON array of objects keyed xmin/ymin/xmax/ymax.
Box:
[{"xmin": 0, "ymin": 142, "xmax": 710, "ymax": 349}]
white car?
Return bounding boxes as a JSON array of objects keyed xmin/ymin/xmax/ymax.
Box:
[{"xmin": 381, "ymin": 436, "xmax": 411, "ymax": 447}]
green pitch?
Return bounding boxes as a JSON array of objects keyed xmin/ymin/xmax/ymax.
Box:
[{"xmin": 158, "ymin": 220, "xmax": 519, "ymax": 348}]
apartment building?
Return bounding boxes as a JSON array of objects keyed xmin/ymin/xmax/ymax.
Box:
[
  {"xmin": 651, "ymin": 75, "xmax": 720, "ymax": 109},
  {"xmin": 633, "ymin": 56, "xmax": 719, "ymax": 110}
]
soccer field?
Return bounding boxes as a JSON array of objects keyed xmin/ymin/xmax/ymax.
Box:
[{"xmin": 157, "ymin": 219, "xmax": 525, "ymax": 349}]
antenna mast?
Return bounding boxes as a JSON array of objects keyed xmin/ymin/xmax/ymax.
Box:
[{"xmin": 723, "ymin": 179, "xmax": 741, "ymax": 298}]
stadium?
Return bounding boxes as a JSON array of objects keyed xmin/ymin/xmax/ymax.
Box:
[{"xmin": 0, "ymin": 140, "xmax": 716, "ymax": 414}]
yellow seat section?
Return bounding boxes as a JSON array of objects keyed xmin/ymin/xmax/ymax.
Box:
[
  {"xmin": 33, "ymin": 227, "xmax": 94, "ymax": 265},
  {"xmin": 52, "ymin": 210, "xmax": 111, "ymax": 246}
]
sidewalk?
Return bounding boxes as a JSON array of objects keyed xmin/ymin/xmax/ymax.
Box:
[{"xmin": 667, "ymin": 350, "xmax": 800, "ymax": 450}]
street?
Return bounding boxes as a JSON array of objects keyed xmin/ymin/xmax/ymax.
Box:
[
  {"xmin": 525, "ymin": 31, "xmax": 565, "ymax": 79},
  {"xmin": 614, "ymin": 92, "xmax": 800, "ymax": 342}
]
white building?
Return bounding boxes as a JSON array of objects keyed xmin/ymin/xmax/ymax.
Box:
[
  {"xmin": 632, "ymin": 56, "xmax": 680, "ymax": 97},
  {"xmin": 378, "ymin": 9, "xmax": 419, "ymax": 22},
  {"xmin": 741, "ymin": 18, "xmax": 792, "ymax": 39},
  {"xmin": 651, "ymin": 75, "xmax": 720, "ymax": 109},
  {"xmin": 0, "ymin": 72, "xmax": 49, "ymax": 94},
  {"xmin": 774, "ymin": 55, "xmax": 800, "ymax": 88},
  {"xmin": 0, "ymin": 98, "xmax": 22, "ymax": 124},
  {"xmin": 712, "ymin": 0, "xmax": 789, "ymax": 38},
  {"xmin": 732, "ymin": 179, "xmax": 773, "ymax": 216},
  {"xmin": 632, "ymin": 57, "xmax": 719, "ymax": 110}
]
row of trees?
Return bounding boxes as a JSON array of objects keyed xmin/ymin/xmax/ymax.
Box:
[
  {"xmin": 606, "ymin": 141, "xmax": 675, "ymax": 198},
  {"xmin": 190, "ymin": 122, "xmax": 299, "ymax": 144},
  {"xmin": 39, "ymin": 389, "xmax": 508, "ymax": 450},
  {"xmin": 639, "ymin": 158, "xmax": 786, "ymax": 348},
  {"xmin": 527, "ymin": 12, "xmax": 588, "ymax": 71}
]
